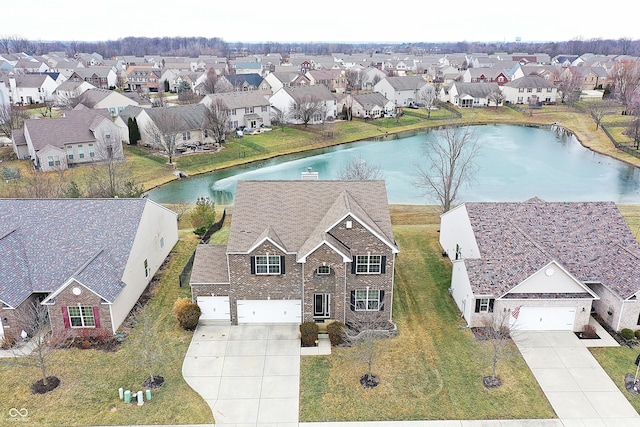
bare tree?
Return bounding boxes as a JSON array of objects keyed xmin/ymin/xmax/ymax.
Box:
[
  {"xmin": 132, "ymin": 305, "xmax": 165, "ymax": 389},
  {"xmin": 625, "ymin": 116, "xmax": 640, "ymax": 149},
  {"xmin": 337, "ymin": 156, "xmax": 384, "ymax": 180},
  {"xmin": 476, "ymin": 309, "xmax": 519, "ymax": 389},
  {"xmin": 611, "ymin": 61, "xmax": 640, "ymax": 114},
  {"xmin": 413, "ymin": 126, "xmax": 481, "ymax": 213},
  {"xmin": 558, "ymin": 72, "xmax": 582, "ymax": 105},
  {"xmin": 203, "ymin": 98, "xmax": 229, "ymax": 144},
  {"xmin": 144, "ymin": 108, "xmax": 186, "ymax": 164},
  {"xmin": 345, "ymin": 69, "xmax": 364, "ymax": 93},
  {"xmin": 289, "ymin": 94, "xmax": 323, "ymax": 127},
  {"xmin": 586, "ymin": 99, "xmax": 615, "ymax": 130},
  {"xmin": 487, "ymin": 91, "xmax": 505, "ymax": 109},
  {"xmin": 419, "ymin": 85, "xmax": 437, "ymax": 119},
  {"xmin": 201, "ymin": 68, "xmax": 232, "ymax": 94},
  {"xmin": 12, "ymin": 301, "xmax": 60, "ymax": 393},
  {"xmin": 0, "ymin": 103, "xmax": 30, "ymax": 139},
  {"xmin": 270, "ymin": 107, "xmax": 289, "ymax": 131},
  {"xmin": 4, "ymin": 167, "xmax": 68, "ymax": 199},
  {"xmin": 151, "ymin": 90, "xmax": 167, "ymax": 108}
]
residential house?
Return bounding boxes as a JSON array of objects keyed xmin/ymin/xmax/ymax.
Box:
[
  {"xmin": 53, "ymin": 80, "xmax": 96, "ymax": 106},
  {"xmin": 14, "ymin": 107, "xmax": 127, "ymax": 171},
  {"xmin": 201, "ymin": 91, "xmax": 271, "ymax": 131},
  {"xmin": 444, "ymin": 82, "xmax": 501, "ymax": 107},
  {"xmin": 74, "ymin": 88, "xmax": 140, "ymax": 116},
  {"xmin": 224, "ymin": 73, "xmax": 264, "ymax": 92},
  {"xmin": 230, "ymin": 61, "xmax": 263, "ymax": 76},
  {"xmin": 269, "ymin": 85, "xmax": 338, "ymax": 125},
  {"xmin": 263, "ymin": 72, "xmax": 310, "ymax": 93},
  {"xmin": 561, "ymin": 66, "xmax": 609, "ymax": 91},
  {"xmin": 306, "ymin": 69, "xmax": 347, "ymax": 93},
  {"xmin": 361, "ymin": 67, "xmax": 387, "ymax": 91},
  {"xmin": 125, "ymin": 66, "xmax": 162, "ymax": 92},
  {"xmin": 5, "ymin": 74, "xmax": 58, "ymax": 105},
  {"xmin": 0, "ymin": 198, "xmax": 177, "ymax": 339},
  {"xmin": 190, "ymin": 179, "xmax": 399, "ymax": 326},
  {"xmin": 68, "ymin": 66, "xmax": 118, "ymax": 89},
  {"xmin": 338, "ymin": 92, "xmax": 395, "ymax": 119},
  {"xmin": 374, "ymin": 76, "xmax": 432, "ymax": 107},
  {"xmin": 439, "ymin": 198, "xmax": 640, "ymax": 332},
  {"xmin": 463, "ymin": 68, "xmax": 509, "ymax": 86},
  {"xmin": 502, "ymin": 75, "xmax": 557, "ymax": 105},
  {"xmin": 14, "ymin": 57, "xmax": 49, "ymax": 74}
]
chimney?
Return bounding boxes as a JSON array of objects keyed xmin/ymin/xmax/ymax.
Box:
[{"xmin": 301, "ymin": 167, "xmax": 319, "ymax": 181}]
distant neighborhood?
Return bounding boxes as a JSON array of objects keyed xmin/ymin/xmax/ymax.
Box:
[{"xmin": 1, "ymin": 48, "xmax": 636, "ymax": 170}]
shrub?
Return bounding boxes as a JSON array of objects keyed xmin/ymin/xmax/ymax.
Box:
[
  {"xmin": 173, "ymin": 298, "xmax": 201, "ymax": 330},
  {"xmin": 326, "ymin": 321, "xmax": 345, "ymax": 346},
  {"xmin": 300, "ymin": 322, "xmax": 319, "ymax": 347},
  {"xmin": 621, "ymin": 328, "xmax": 635, "ymax": 340},
  {"xmin": 1, "ymin": 332, "xmax": 16, "ymax": 349},
  {"xmin": 635, "ymin": 329, "xmax": 640, "ymax": 340},
  {"xmin": 582, "ymin": 324, "xmax": 598, "ymax": 339}
]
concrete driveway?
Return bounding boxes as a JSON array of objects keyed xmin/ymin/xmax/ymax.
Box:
[
  {"xmin": 512, "ymin": 327, "xmax": 640, "ymax": 426},
  {"xmin": 182, "ymin": 322, "xmax": 300, "ymax": 426}
]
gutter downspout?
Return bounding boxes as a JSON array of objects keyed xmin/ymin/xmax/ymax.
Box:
[{"xmin": 616, "ymin": 298, "xmax": 626, "ymax": 332}]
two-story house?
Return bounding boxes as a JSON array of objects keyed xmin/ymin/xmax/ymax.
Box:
[
  {"xmin": 6, "ymin": 74, "xmax": 59, "ymax": 105},
  {"xmin": 374, "ymin": 76, "xmax": 432, "ymax": 107},
  {"xmin": 200, "ymin": 91, "xmax": 272, "ymax": 131},
  {"xmin": 68, "ymin": 66, "xmax": 118, "ymax": 89},
  {"xmin": 502, "ymin": 75, "xmax": 558, "ymax": 105},
  {"xmin": 190, "ymin": 179, "xmax": 399, "ymax": 326},
  {"xmin": 269, "ymin": 85, "xmax": 338, "ymax": 125}
]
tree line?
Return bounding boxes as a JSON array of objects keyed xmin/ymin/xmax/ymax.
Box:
[{"xmin": 1, "ymin": 35, "xmax": 639, "ymax": 58}]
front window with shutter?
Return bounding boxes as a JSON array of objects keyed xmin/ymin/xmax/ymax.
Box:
[
  {"xmin": 355, "ymin": 289, "xmax": 382, "ymax": 311},
  {"xmin": 356, "ymin": 255, "xmax": 382, "ymax": 274},
  {"xmin": 255, "ymin": 255, "xmax": 281, "ymax": 274},
  {"xmin": 67, "ymin": 306, "xmax": 96, "ymax": 327}
]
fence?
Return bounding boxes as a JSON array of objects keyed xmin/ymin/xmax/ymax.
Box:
[
  {"xmin": 601, "ymin": 124, "xmax": 640, "ymax": 160},
  {"xmin": 178, "ymin": 209, "xmax": 226, "ymax": 287}
]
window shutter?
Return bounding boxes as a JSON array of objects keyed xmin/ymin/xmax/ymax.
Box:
[
  {"xmin": 379, "ymin": 290, "xmax": 385, "ymax": 311},
  {"xmin": 351, "ymin": 257, "xmax": 356, "ymax": 274},
  {"xmin": 93, "ymin": 306, "xmax": 101, "ymax": 328},
  {"xmin": 350, "ymin": 291, "xmax": 355, "ymax": 311},
  {"xmin": 488, "ymin": 299, "xmax": 495, "ymax": 313},
  {"xmin": 62, "ymin": 307, "xmax": 70, "ymax": 328},
  {"xmin": 280, "ymin": 256, "xmax": 285, "ymax": 274},
  {"xmin": 474, "ymin": 299, "xmax": 481, "ymax": 313},
  {"xmin": 250, "ymin": 256, "xmax": 256, "ymax": 274},
  {"xmin": 381, "ymin": 256, "xmax": 386, "ymax": 274}
]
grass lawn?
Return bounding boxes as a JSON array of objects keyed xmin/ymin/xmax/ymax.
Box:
[
  {"xmin": 300, "ymin": 205, "xmax": 556, "ymax": 421},
  {"xmin": 0, "ymin": 218, "xmax": 214, "ymax": 426}
]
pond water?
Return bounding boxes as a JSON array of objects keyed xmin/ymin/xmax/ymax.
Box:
[{"xmin": 147, "ymin": 124, "xmax": 640, "ymax": 205}]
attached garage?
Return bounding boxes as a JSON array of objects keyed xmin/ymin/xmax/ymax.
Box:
[
  {"xmin": 237, "ymin": 300, "xmax": 302, "ymax": 324},
  {"xmin": 197, "ymin": 296, "xmax": 231, "ymax": 321},
  {"xmin": 511, "ymin": 306, "xmax": 577, "ymax": 331}
]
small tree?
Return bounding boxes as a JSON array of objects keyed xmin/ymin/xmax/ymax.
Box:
[
  {"xmin": 0, "ymin": 103, "xmax": 30, "ymax": 139},
  {"xmin": 587, "ymin": 99, "xmax": 615, "ymax": 131},
  {"xmin": 419, "ymin": 85, "xmax": 437, "ymax": 119},
  {"xmin": 487, "ymin": 91, "xmax": 505, "ymax": 109},
  {"xmin": 337, "ymin": 156, "xmax": 384, "ymax": 180},
  {"xmin": 477, "ymin": 309, "xmax": 519, "ymax": 388},
  {"xmin": 144, "ymin": 108, "xmax": 186, "ymax": 164},
  {"xmin": 270, "ymin": 107, "xmax": 289, "ymax": 131},
  {"xmin": 204, "ymin": 98, "xmax": 229, "ymax": 144},
  {"xmin": 191, "ymin": 196, "xmax": 216, "ymax": 235},
  {"xmin": 290, "ymin": 94, "xmax": 323, "ymax": 127},
  {"xmin": 12, "ymin": 302, "xmax": 60, "ymax": 394},
  {"xmin": 132, "ymin": 304, "xmax": 165, "ymax": 389}
]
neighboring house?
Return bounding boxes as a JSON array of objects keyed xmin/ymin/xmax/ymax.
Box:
[
  {"xmin": 75, "ymin": 88, "xmax": 140, "ymax": 116},
  {"xmin": 269, "ymin": 85, "xmax": 338, "ymax": 125},
  {"xmin": 439, "ymin": 198, "xmax": 640, "ymax": 332},
  {"xmin": 200, "ymin": 91, "xmax": 272, "ymax": 130},
  {"xmin": 445, "ymin": 82, "xmax": 501, "ymax": 107},
  {"xmin": 225, "ymin": 73, "xmax": 264, "ymax": 91},
  {"xmin": 502, "ymin": 75, "xmax": 557, "ymax": 105},
  {"xmin": 263, "ymin": 72, "xmax": 310, "ymax": 93},
  {"xmin": 53, "ymin": 80, "xmax": 96, "ymax": 106},
  {"xmin": 14, "ymin": 107, "xmax": 127, "ymax": 171},
  {"xmin": 6, "ymin": 74, "xmax": 59, "ymax": 105},
  {"xmin": 561, "ymin": 66, "xmax": 609, "ymax": 90},
  {"xmin": 338, "ymin": 92, "xmax": 395, "ymax": 119},
  {"xmin": 125, "ymin": 66, "xmax": 162, "ymax": 92},
  {"xmin": 190, "ymin": 179, "xmax": 399, "ymax": 325},
  {"xmin": 462, "ymin": 67, "xmax": 509, "ymax": 85},
  {"xmin": 361, "ymin": 67, "xmax": 387, "ymax": 91},
  {"xmin": 374, "ymin": 76, "xmax": 432, "ymax": 107},
  {"xmin": 0, "ymin": 199, "xmax": 178, "ymax": 339},
  {"xmin": 68, "ymin": 66, "xmax": 118, "ymax": 89},
  {"xmin": 306, "ymin": 69, "xmax": 347, "ymax": 93}
]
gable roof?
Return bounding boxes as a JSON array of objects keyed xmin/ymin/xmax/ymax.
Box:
[
  {"xmin": 504, "ymin": 75, "xmax": 556, "ymax": 89},
  {"xmin": 382, "ymin": 76, "xmax": 429, "ymax": 91},
  {"xmin": 450, "ymin": 82, "xmax": 500, "ymax": 98},
  {"xmin": 282, "ymin": 85, "xmax": 336, "ymax": 102},
  {"xmin": 352, "ymin": 92, "xmax": 392, "ymax": 109},
  {"xmin": 227, "ymin": 181, "xmax": 397, "ymax": 259},
  {"xmin": 0, "ymin": 199, "xmax": 149, "ymax": 308},
  {"xmin": 144, "ymin": 104, "xmax": 208, "ymax": 132},
  {"xmin": 202, "ymin": 90, "xmax": 270, "ymax": 109},
  {"xmin": 463, "ymin": 199, "xmax": 640, "ymax": 299}
]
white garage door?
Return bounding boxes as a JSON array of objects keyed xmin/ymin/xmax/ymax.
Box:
[
  {"xmin": 237, "ymin": 300, "xmax": 302, "ymax": 324},
  {"xmin": 512, "ymin": 306, "xmax": 576, "ymax": 331},
  {"xmin": 197, "ymin": 296, "xmax": 231, "ymax": 321}
]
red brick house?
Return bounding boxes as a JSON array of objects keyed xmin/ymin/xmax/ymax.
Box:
[{"xmin": 190, "ymin": 179, "xmax": 399, "ymax": 326}]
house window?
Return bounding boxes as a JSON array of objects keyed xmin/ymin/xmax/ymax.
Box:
[
  {"xmin": 144, "ymin": 259, "xmax": 149, "ymax": 277},
  {"xmin": 89, "ymin": 144, "xmax": 95, "ymax": 158},
  {"xmin": 183, "ymin": 131, "xmax": 191, "ymax": 141},
  {"xmin": 355, "ymin": 255, "xmax": 382, "ymax": 274},
  {"xmin": 527, "ymin": 88, "xmax": 532, "ymax": 93},
  {"xmin": 254, "ymin": 255, "xmax": 281, "ymax": 274},
  {"xmin": 474, "ymin": 298, "xmax": 495, "ymax": 313},
  {"xmin": 47, "ymin": 155, "xmax": 61, "ymax": 167},
  {"xmin": 67, "ymin": 147, "xmax": 74, "ymax": 160},
  {"xmin": 316, "ymin": 265, "xmax": 330, "ymax": 275},
  {"xmin": 67, "ymin": 306, "xmax": 96, "ymax": 328},
  {"xmin": 355, "ymin": 289, "xmax": 382, "ymax": 311},
  {"xmin": 160, "ymin": 237, "xmax": 164, "ymax": 249},
  {"xmin": 517, "ymin": 97, "xmax": 523, "ymax": 104},
  {"xmin": 518, "ymin": 88, "xmax": 524, "ymax": 93},
  {"xmin": 536, "ymin": 88, "xmax": 542, "ymax": 93},
  {"xmin": 261, "ymin": 106, "xmax": 268, "ymax": 112},
  {"xmin": 245, "ymin": 106, "xmax": 254, "ymax": 114},
  {"xmin": 547, "ymin": 88, "xmax": 553, "ymax": 93},
  {"xmin": 78, "ymin": 145, "xmax": 85, "ymax": 159}
]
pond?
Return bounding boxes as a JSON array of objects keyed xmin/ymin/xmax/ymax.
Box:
[{"xmin": 147, "ymin": 124, "xmax": 640, "ymax": 205}]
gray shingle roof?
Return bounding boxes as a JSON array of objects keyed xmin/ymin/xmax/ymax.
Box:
[
  {"xmin": 23, "ymin": 109, "xmax": 112, "ymax": 151},
  {"xmin": 190, "ymin": 244, "xmax": 230, "ymax": 284},
  {"xmin": 203, "ymin": 91, "xmax": 269, "ymax": 109},
  {"xmin": 450, "ymin": 82, "xmax": 500, "ymax": 98},
  {"xmin": 0, "ymin": 199, "xmax": 148, "ymax": 308},
  {"xmin": 383, "ymin": 76, "xmax": 429, "ymax": 91},
  {"xmin": 227, "ymin": 180, "xmax": 397, "ymax": 257},
  {"xmin": 352, "ymin": 92, "xmax": 391, "ymax": 110},
  {"xmin": 282, "ymin": 85, "xmax": 336, "ymax": 102},
  {"xmin": 464, "ymin": 199, "xmax": 640, "ymax": 299},
  {"xmin": 504, "ymin": 75, "xmax": 556, "ymax": 89},
  {"xmin": 145, "ymin": 104, "xmax": 208, "ymax": 132}
]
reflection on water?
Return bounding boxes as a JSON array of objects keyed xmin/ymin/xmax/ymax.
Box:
[{"xmin": 148, "ymin": 124, "xmax": 640, "ymax": 205}]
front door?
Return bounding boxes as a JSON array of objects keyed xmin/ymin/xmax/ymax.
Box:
[{"xmin": 313, "ymin": 293, "xmax": 330, "ymax": 319}]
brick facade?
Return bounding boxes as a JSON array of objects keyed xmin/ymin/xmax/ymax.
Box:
[{"xmin": 47, "ymin": 282, "xmax": 113, "ymax": 338}]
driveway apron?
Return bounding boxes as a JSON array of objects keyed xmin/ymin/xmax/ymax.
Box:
[
  {"xmin": 182, "ymin": 322, "xmax": 300, "ymax": 426},
  {"xmin": 513, "ymin": 329, "xmax": 640, "ymax": 426}
]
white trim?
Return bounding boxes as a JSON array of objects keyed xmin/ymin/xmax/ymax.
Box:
[
  {"xmin": 42, "ymin": 278, "xmax": 111, "ymax": 305},
  {"xmin": 297, "ymin": 240, "xmax": 351, "ymax": 263},
  {"xmin": 243, "ymin": 237, "xmax": 291, "ymax": 255},
  {"xmin": 326, "ymin": 213, "xmax": 399, "ymax": 254}
]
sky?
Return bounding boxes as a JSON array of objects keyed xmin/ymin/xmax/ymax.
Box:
[{"xmin": 4, "ymin": 1, "xmax": 640, "ymax": 45}]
